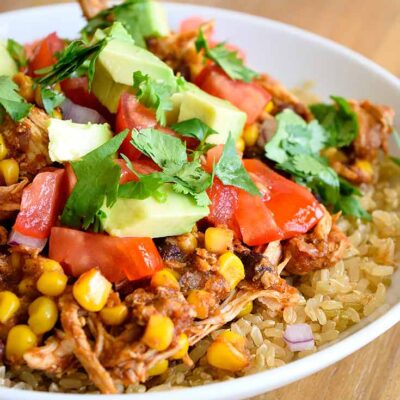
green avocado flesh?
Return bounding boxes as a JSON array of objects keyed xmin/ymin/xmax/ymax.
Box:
[{"xmin": 0, "ymin": 41, "xmax": 18, "ymax": 77}]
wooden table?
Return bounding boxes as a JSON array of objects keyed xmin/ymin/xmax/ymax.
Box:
[{"xmin": 1, "ymin": 1, "xmax": 399, "ymax": 399}]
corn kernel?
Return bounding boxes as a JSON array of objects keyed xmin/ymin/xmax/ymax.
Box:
[
  {"xmin": 177, "ymin": 233, "xmax": 197, "ymax": 254},
  {"xmin": 151, "ymin": 269, "xmax": 180, "ymax": 290},
  {"xmin": 171, "ymin": 333, "xmax": 189, "ymax": 360},
  {"xmin": 142, "ymin": 314, "xmax": 174, "ymax": 351},
  {"xmin": 0, "ymin": 159, "xmax": 19, "ymax": 186},
  {"xmin": 218, "ymin": 251, "xmax": 245, "ymax": 290},
  {"xmin": 236, "ymin": 137, "xmax": 245, "ymax": 153},
  {"xmin": 243, "ymin": 124, "xmax": 259, "ymax": 147},
  {"xmin": 100, "ymin": 304, "xmax": 128, "ymax": 326},
  {"xmin": 264, "ymin": 101, "xmax": 274, "ymax": 114},
  {"xmin": 0, "ymin": 291, "xmax": 20, "ymax": 323},
  {"xmin": 237, "ymin": 301, "xmax": 253, "ymax": 318},
  {"xmin": 13, "ymin": 73, "xmax": 35, "ymax": 102},
  {"xmin": 187, "ymin": 289, "xmax": 214, "ymax": 319},
  {"xmin": 73, "ymin": 268, "xmax": 111, "ymax": 312},
  {"xmin": 147, "ymin": 359, "xmax": 169, "ymax": 377},
  {"xmin": 355, "ymin": 159, "xmax": 373, "ymax": 175},
  {"xmin": 52, "ymin": 109, "xmax": 63, "ymax": 119},
  {"xmin": 6, "ymin": 325, "xmax": 37, "ymax": 361},
  {"xmin": 18, "ymin": 277, "xmax": 36, "ymax": 295},
  {"xmin": 37, "ymin": 271, "xmax": 68, "ymax": 297},
  {"xmin": 206, "ymin": 330, "xmax": 249, "ymax": 372},
  {"xmin": 41, "ymin": 258, "xmax": 64, "ymax": 273},
  {"xmin": 28, "ymin": 296, "xmax": 58, "ymax": 335},
  {"xmin": 204, "ymin": 227, "xmax": 233, "ymax": 254},
  {"xmin": 0, "ymin": 134, "xmax": 8, "ymax": 161}
]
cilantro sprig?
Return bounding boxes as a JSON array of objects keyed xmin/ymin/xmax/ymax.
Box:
[
  {"xmin": 0, "ymin": 76, "xmax": 32, "ymax": 122},
  {"xmin": 7, "ymin": 39, "xmax": 28, "ymax": 69},
  {"xmin": 265, "ymin": 109, "xmax": 370, "ymax": 220},
  {"xmin": 41, "ymin": 87, "xmax": 65, "ymax": 116},
  {"xmin": 195, "ymin": 28, "xmax": 258, "ymax": 83}
]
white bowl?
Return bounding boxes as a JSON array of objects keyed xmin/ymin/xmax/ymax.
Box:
[{"xmin": 0, "ymin": 3, "xmax": 399, "ymax": 400}]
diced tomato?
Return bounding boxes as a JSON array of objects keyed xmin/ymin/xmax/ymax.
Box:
[
  {"xmin": 235, "ymin": 188, "xmax": 282, "ymax": 245},
  {"xmin": 180, "ymin": 16, "xmax": 214, "ymax": 38},
  {"xmin": 243, "ymin": 159, "xmax": 324, "ymax": 239},
  {"xmin": 49, "ymin": 227, "xmax": 163, "ymax": 282},
  {"xmin": 64, "ymin": 163, "xmax": 77, "ymax": 198},
  {"xmin": 13, "ymin": 169, "xmax": 65, "ymax": 239},
  {"xmin": 195, "ymin": 66, "xmax": 271, "ymax": 124},
  {"xmin": 203, "ymin": 145, "xmax": 224, "ymax": 173},
  {"xmin": 115, "ymin": 158, "xmax": 159, "ymax": 184},
  {"xmin": 28, "ymin": 32, "xmax": 64, "ymax": 76}
]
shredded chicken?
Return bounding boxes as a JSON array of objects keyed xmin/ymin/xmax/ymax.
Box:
[
  {"xmin": 0, "ymin": 108, "xmax": 51, "ymax": 179},
  {"xmin": 0, "ymin": 179, "xmax": 28, "ymax": 220},
  {"xmin": 78, "ymin": 0, "xmax": 109, "ymax": 19},
  {"xmin": 283, "ymin": 207, "xmax": 349, "ymax": 275}
]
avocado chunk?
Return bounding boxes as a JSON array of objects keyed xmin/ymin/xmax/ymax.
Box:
[
  {"xmin": 92, "ymin": 24, "xmax": 176, "ymax": 113},
  {"xmin": 168, "ymin": 83, "xmax": 247, "ymax": 144},
  {"xmin": 102, "ymin": 184, "xmax": 209, "ymax": 238},
  {"xmin": 0, "ymin": 41, "xmax": 18, "ymax": 77},
  {"xmin": 48, "ymin": 118, "xmax": 113, "ymax": 162},
  {"xmin": 132, "ymin": 1, "xmax": 170, "ymax": 38}
]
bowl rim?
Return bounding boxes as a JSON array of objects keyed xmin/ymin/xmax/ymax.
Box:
[{"xmin": 0, "ymin": 2, "xmax": 399, "ymax": 399}]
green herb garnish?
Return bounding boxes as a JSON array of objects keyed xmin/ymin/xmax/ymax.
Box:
[
  {"xmin": 41, "ymin": 87, "xmax": 65, "ymax": 116},
  {"xmin": 7, "ymin": 39, "xmax": 28, "ymax": 69},
  {"xmin": 0, "ymin": 76, "xmax": 32, "ymax": 122}
]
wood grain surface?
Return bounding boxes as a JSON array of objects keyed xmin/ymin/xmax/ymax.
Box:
[{"xmin": 1, "ymin": 1, "xmax": 399, "ymax": 399}]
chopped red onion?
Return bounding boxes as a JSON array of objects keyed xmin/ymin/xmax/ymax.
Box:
[
  {"xmin": 283, "ymin": 323, "xmax": 315, "ymax": 352},
  {"xmin": 60, "ymin": 98, "xmax": 106, "ymax": 124},
  {"xmin": 8, "ymin": 230, "xmax": 47, "ymax": 252}
]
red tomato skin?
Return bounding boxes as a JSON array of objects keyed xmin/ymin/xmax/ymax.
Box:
[
  {"xmin": 195, "ymin": 66, "xmax": 271, "ymax": 124},
  {"xmin": 180, "ymin": 16, "xmax": 214, "ymax": 38},
  {"xmin": 49, "ymin": 228, "xmax": 163, "ymax": 283},
  {"xmin": 28, "ymin": 33, "xmax": 64, "ymax": 76},
  {"xmin": 243, "ymin": 159, "xmax": 324, "ymax": 239},
  {"xmin": 115, "ymin": 159, "xmax": 159, "ymax": 184},
  {"xmin": 13, "ymin": 169, "xmax": 65, "ymax": 239},
  {"xmin": 203, "ymin": 145, "xmax": 224, "ymax": 173}
]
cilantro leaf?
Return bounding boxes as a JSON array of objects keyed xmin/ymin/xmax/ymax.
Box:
[
  {"xmin": 391, "ymin": 156, "xmax": 400, "ymax": 167},
  {"xmin": 215, "ymin": 133, "xmax": 260, "ymax": 196},
  {"xmin": 132, "ymin": 71, "xmax": 175, "ymax": 126},
  {"xmin": 310, "ymin": 96, "xmax": 359, "ymax": 148},
  {"xmin": 41, "ymin": 87, "xmax": 65, "ymax": 116},
  {"xmin": 7, "ymin": 39, "xmax": 28, "ymax": 69},
  {"xmin": 0, "ymin": 76, "xmax": 32, "ymax": 122},
  {"xmin": 61, "ymin": 131, "xmax": 128, "ymax": 229},
  {"xmin": 195, "ymin": 29, "xmax": 258, "ymax": 83},
  {"xmin": 118, "ymin": 172, "xmax": 165, "ymax": 200},
  {"xmin": 35, "ymin": 39, "xmax": 106, "ymax": 89}
]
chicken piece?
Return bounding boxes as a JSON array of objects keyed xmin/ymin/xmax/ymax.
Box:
[
  {"xmin": 256, "ymin": 74, "xmax": 313, "ymax": 122},
  {"xmin": 59, "ymin": 294, "xmax": 118, "ymax": 394},
  {"xmin": 0, "ymin": 108, "xmax": 51, "ymax": 179},
  {"xmin": 283, "ymin": 208, "xmax": 349, "ymax": 275},
  {"xmin": 24, "ymin": 335, "xmax": 75, "ymax": 374},
  {"xmin": 78, "ymin": 0, "xmax": 109, "ymax": 19},
  {"xmin": 0, "ymin": 179, "xmax": 28, "ymax": 220}
]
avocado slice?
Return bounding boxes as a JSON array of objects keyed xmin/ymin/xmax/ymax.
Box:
[
  {"xmin": 91, "ymin": 24, "xmax": 176, "ymax": 113},
  {"xmin": 48, "ymin": 118, "xmax": 113, "ymax": 162},
  {"xmin": 168, "ymin": 83, "xmax": 247, "ymax": 144},
  {"xmin": 0, "ymin": 41, "xmax": 18, "ymax": 77},
  {"xmin": 102, "ymin": 184, "xmax": 209, "ymax": 238}
]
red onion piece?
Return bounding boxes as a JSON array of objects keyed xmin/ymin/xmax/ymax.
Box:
[
  {"xmin": 61, "ymin": 98, "xmax": 106, "ymax": 124},
  {"xmin": 283, "ymin": 323, "xmax": 315, "ymax": 352},
  {"xmin": 8, "ymin": 230, "xmax": 47, "ymax": 252}
]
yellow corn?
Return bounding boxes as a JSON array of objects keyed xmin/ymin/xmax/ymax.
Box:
[
  {"xmin": 37, "ymin": 270, "xmax": 68, "ymax": 297},
  {"xmin": 218, "ymin": 251, "xmax": 245, "ymax": 290},
  {"xmin": 0, "ymin": 134, "xmax": 8, "ymax": 161},
  {"xmin": 142, "ymin": 314, "xmax": 174, "ymax": 351},
  {"xmin": 52, "ymin": 109, "xmax": 63, "ymax": 119},
  {"xmin": 177, "ymin": 233, "xmax": 198, "ymax": 254},
  {"xmin": 243, "ymin": 124, "xmax": 259, "ymax": 147},
  {"xmin": 41, "ymin": 258, "xmax": 64, "ymax": 273},
  {"xmin": 151, "ymin": 269, "xmax": 180, "ymax": 290},
  {"xmin": 264, "ymin": 101, "xmax": 274, "ymax": 114},
  {"xmin": 171, "ymin": 333, "xmax": 189, "ymax": 360},
  {"xmin": 147, "ymin": 359, "xmax": 169, "ymax": 377},
  {"xmin": 206, "ymin": 330, "xmax": 249, "ymax": 372},
  {"xmin": 100, "ymin": 304, "xmax": 128, "ymax": 326},
  {"xmin": 0, "ymin": 159, "xmax": 19, "ymax": 186},
  {"xmin": 13, "ymin": 73, "xmax": 35, "ymax": 103},
  {"xmin": 6, "ymin": 325, "xmax": 37, "ymax": 361},
  {"xmin": 355, "ymin": 159, "xmax": 373, "ymax": 175},
  {"xmin": 0, "ymin": 291, "xmax": 20, "ymax": 323},
  {"xmin": 236, "ymin": 137, "xmax": 245, "ymax": 153},
  {"xmin": 204, "ymin": 227, "xmax": 233, "ymax": 254},
  {"xmin": 28, "ymin": 296, "xmax": 58, "ymax": 335},
  {"xmin": 18, "ymin": 277, "xmax": 35, "ymax": 295},
  {"xmin": 187, "ymin": 289, "xmax": 213, "ymax": 320},
  {"xmin": 237, "ymin": 301, "xmax": 253, "ymax": 318},
  {"xmin": 73, "ymin": 268, "xmax": 111, "ymax": 312}
]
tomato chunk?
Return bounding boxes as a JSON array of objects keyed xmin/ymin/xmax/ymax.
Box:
[
  {"xmin": 28, "ymin": 32, "xmax": 64, "ymax": 76},
  {"xmin": 115, "ymin": 158, "xmax": 159, "ymax": 184},
  {"xmin": 13, "ymin": 169, "xmax": 65, "ymax": 239},
  {"xmin": 196, "ymin": 66, "xmax": 271, "ymax": 124},
  {"xmin": 49, "ymin": 228, "xmax": 163, "ymax": 282}
]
